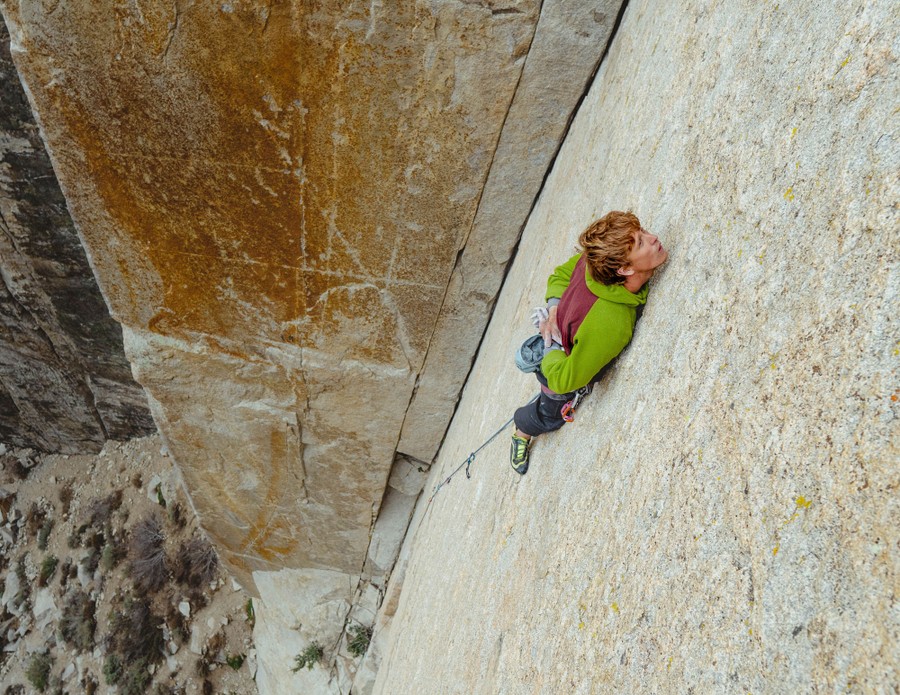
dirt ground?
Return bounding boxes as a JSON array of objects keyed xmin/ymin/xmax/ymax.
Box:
[{"xmin": 0, "ymin": 435, "xmax": 258, "ymax": 694}]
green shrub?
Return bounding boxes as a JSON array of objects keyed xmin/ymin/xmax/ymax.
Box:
[
  {"xmin": 226, "ymin": 653, "xmax": 244, "ymax": 670},
  {"xmin": 292, "ymin": 642, "xmax": 323, "ymax": 672},
  {"xmin": 25, "ymin": 652, "xmax": 52, "ymax": 691},
  {"xmin": 117, "ymin": 658, "xmax": 152, "ymax": 695},
  {"xmin": 37, "ymin": 520, "xmax": 54, "ymax": 551},
  {"xmin": 347, "ymin": 623, "xmax": 373, "ymax": 658},
  {"xmin": 59, "ymin": 590, "xmax": 96, "ymax": 652},
  {"xmin": 38, "ymin": 556, "xmax": 58, "ymax": 587},
  {"xmin": 100, "ymin": 539, "xmax": 125, "ymax": 572},
  {"xmin": 103, "ymin": 654, "xmax": 123, "ymax": 685}
]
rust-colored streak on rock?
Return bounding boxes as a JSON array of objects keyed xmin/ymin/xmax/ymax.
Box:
[
  {"xmin": 237, "ymin": 427, "xmax": 299, "ymax": 563},
  {"xmin": 15, "ymin": 2, "xmax": 310, "ymax": 343}
]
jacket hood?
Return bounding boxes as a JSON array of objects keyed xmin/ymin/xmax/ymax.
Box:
[{"xmin": 584, "ymin": 264, "xmax": 649, "ymax": 306}]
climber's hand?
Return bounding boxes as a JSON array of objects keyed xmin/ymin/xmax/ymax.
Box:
[{"xmin": 540, "ymin": 305, "xmax": 561, "ymax": 348}]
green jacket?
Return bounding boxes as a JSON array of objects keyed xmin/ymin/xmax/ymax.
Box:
[{"xmin": 541, "ymin": 253, "xmax": 649, "ymax": 394}]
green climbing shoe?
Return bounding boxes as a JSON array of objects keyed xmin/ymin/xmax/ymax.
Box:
[{"xmin": 510, "ymin": 433, "xmax": 531, "ymax": 475}]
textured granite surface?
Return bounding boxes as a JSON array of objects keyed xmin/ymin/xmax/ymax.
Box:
[
  {"xmin": 376, "ymin": 0, "xmax": 898, "ymax": 692},
  {"xmin": 0, "ymin": 18, "xmax": 153, "ymax": 453}
]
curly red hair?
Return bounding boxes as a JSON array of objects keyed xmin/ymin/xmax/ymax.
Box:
[{"xmin": 578, "ymin": 211, "xmax": 641, "ymax": 285}]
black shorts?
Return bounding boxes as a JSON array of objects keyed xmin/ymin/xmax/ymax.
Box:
[{"xmin": 513, "ymin": 371, "xmax": 576, "ymax": 437}]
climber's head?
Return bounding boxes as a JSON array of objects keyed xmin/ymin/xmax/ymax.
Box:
[{"xmin": 579, "ymin": 211, "xmax": 667, "ymax": 286}]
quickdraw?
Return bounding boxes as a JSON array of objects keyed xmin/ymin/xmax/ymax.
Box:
[{"xmin": 560, "ymin": 384, "xmax": 592, "ymax": 423}]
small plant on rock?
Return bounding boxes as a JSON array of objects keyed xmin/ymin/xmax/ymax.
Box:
[
  {"xmin": 25, "ymin": 652, "xmax": 53, "ymax": 692},
  {"xmin": 292, "ymin": 642, "xmax": 324, "ymax": 672},
  {"xmin": 38, "ymin": 555, "xmax": 58, "ymax": 587},
  {"xmin": 347, "ymin": 623, "xmax": 373, "ymax": 658},
  {"xmin": 245, "ymin": 598, "xmax": 255, "ymax": 626},
  {"xmin": 102, "ymin": 654, "xmax": 123, "ymax": 686},
  {"xmin": 226, "ymin": 653, "xmax": 245, "ymax": 670},
  {"xmin": 37, "ymin": 519, "xmax": 54, "ymax": 551}
]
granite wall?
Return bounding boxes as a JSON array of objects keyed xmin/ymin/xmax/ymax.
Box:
[
  {"xmin": 0, "ymin": 1, "xmax": 623, "ymax": 691},
  {"xmin": 375, "ymin": 0, "xmax": 898, "ymax": 692},
  {"xmin": 0, "ymin": 18, "xmax": 154, "ymax": 454}
]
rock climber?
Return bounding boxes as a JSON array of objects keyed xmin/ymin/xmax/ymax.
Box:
[{"xmin": 510, "ymin": 210, "xmax": 669, "ymax": 474}]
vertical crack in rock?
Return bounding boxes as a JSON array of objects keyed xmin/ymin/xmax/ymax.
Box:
[
  {"xmin": 395, "ymin": 1, "xmax": 544, "ymax": 428},
  {"xmin": 161, "ymin": 1, "xmax": 184, "ymax": 62}
]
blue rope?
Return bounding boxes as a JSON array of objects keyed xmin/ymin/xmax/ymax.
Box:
[{"xmin": 425, "ymin": 394, "xmax": 539, "ymax": 510}]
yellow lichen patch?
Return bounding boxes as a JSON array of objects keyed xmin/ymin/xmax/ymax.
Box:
[
  {"xmin": 772, "ymin": 545, "xmax": 779, "ymax": 556},
  {"xmin": 784, "ymin": 186, "xmax": 795, "ymax": 201},
  {"xmin": 796, "ymin": 496, "xmax": 812, "ymax": 509},
  {"xmin": 611, "ymin": 602, "xmax": 619, "ymax": 614}
]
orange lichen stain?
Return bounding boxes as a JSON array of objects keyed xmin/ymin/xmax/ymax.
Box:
[
  {"xmin": 238, "ymin": 429, "xmax": 299, "ymax": 562},
  {"xmin": 795, "ymin": 496, "xmax": 812, "ymax": 509},
  {"xmin": 784, "ymin": 187, "xmax": 795, "ymax": 201}
]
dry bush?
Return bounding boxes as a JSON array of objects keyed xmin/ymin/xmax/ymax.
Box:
[
  {"xmin": 86, "ymin": 490, "xmax": 122, "ymax": 528},
  {"xmin": 165, "ymin": 603, "xmax": 189, "ymax": 645},
  {"xmin": 206, "ymin": 630, "xmax": 226, "ymax": 662},
  {"xmin": 25, "ymin": 502, "xmax": 46, "ymax": 537},
  {"xmin": 106, "ymin": 594, "xmax": 165, "ymax": 692},
  {"xmin": 129, "ymin": 515, "xmax": 168, "ymax": 592},
  {"xmin": 195, "ymin": 654, "xmax": 211, "ymax": 678},
  {"xmin": 2, "ymin": 454, "xmax": 29, "ymax": 480},
  {"xmin": 167, "ymin": 502, "xmax": 186, "ymax": 530},
  {"xmin": 60, "ymin": 590, "xmax": 96, "ymax": 652},
  {"xmin": 58, "ymin": 483, "xmax": 74, "ymax": 516},
  {"xmin": 174, "ymin": 536, "xmax": 218, "ymax": 588}
]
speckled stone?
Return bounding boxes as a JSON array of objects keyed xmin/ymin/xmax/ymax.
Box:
[{"xmin": 375, "ymin": 0, "xmax": 898, "ymax": 692}]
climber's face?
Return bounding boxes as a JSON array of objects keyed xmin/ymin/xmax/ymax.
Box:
[{"xmin": 618, "ymin": 228, "xmax": 668, "ymax": 276}]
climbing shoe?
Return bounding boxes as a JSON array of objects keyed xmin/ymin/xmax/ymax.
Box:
[{"xmin": 510, "ymin": 433, "xmax": 531, "ymax": 475}]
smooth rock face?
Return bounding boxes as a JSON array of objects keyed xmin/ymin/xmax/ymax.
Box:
[
  {"xmin": 376, "ymin": 0, "xmax": 898, "ymax": 692},
  {"xmin": 0, "ymin": 0, "xmax": 620, "ymax": 601},
  {"xmin": 396, "ymin": 0, "xmax": 623, "ymax": 461},
  {"xmin": 253, "ymin": 567, "xmax": 358, "ymax": 695},
  {"xmin": 0, "ymin": 19, "xmax": 154, "ymax": 453}
]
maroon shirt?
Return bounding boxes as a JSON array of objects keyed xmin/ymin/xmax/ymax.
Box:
[{"xmin": 557, "ymin": 256, "xmax": 598, "ymax": 355}]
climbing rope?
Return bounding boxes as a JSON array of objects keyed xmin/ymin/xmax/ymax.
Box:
[{"xmin": 424, "ymin": 394, "xmax": 539, "ymax": 512}]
